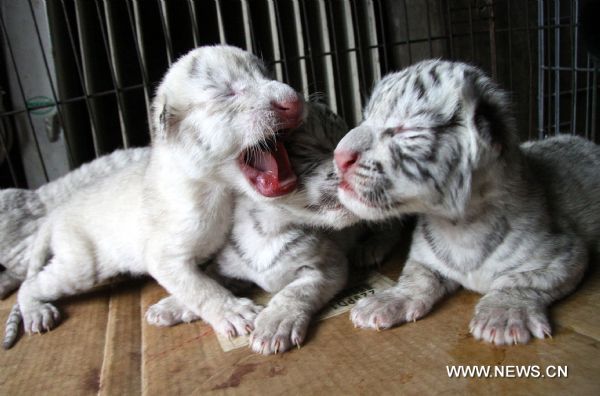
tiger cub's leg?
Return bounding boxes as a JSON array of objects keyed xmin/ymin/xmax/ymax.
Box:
[
  {"xmin": 470, "ymin": 236, "xmax": 587, "ymax": 345},
  {"xmin": 351, "ymin": 259, "xmax": 459, "ymax": 329},
  {"xmin": 250, "ymin": 242, "xmax": 348, "ymax": 355}
]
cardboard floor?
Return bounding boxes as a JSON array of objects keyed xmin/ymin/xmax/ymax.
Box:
[{"xmin": 1, "ymin": 247, "xmax": 599, "ymax": 395}]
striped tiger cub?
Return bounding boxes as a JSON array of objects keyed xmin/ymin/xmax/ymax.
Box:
[
  {"xmin": 334, "ymin": 59, "xmax": 600, "ymax": 345},
  {"xmin": 145, "ymin": 102, "xmax": 402, "ymax": 355}
]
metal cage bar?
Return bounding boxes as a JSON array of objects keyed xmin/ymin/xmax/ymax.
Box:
[{"xmin": 1, "ymin": 0, "xmax": 599, "ymax": 189}]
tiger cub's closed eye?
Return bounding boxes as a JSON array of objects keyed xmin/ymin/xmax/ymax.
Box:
[
  {"xmin": 223, "ymin": 87, "xmax": 238, "ymax": 97},
  {"xmin": 393, "ymin": 126, "xmax": 427, "ymax": 134}
]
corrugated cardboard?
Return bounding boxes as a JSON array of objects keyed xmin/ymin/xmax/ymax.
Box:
[{"xmin": 1, "ymin": 249, "xmax": 599, "ymax": 395}]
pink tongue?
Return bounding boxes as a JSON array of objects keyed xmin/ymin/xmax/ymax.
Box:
[
  {"xmin": 243, "ymin": 141, "xmax": 297, "ymax": 197},
  {"xmin": 253, "ymin": 151, "xmax": 278, "ymax": 175}
]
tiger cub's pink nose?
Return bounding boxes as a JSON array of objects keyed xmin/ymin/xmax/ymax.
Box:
[
  {"xmin": 271, "ymin": 96, "xmax": 304, "ymax": 129},
  {"xmin": 334, "ymin": 150, "xmax": 359, "ymax": 174}
]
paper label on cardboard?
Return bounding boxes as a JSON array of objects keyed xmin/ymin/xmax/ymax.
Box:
[{"xmin": 216, "ymin": 271, "xmax": 395, "ymax": 352}]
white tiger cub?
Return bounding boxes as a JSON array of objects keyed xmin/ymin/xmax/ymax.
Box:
[
  {"xmin": 4, "ymin": 45, "xmax": 306, "ymax": 348},
  {"xmin": 145, "ymin": 102, "xmax": 400, "ymax": 354},
  {"xmin": 335, "ymin": 59, "xmax": 600, "ymax": 345}
]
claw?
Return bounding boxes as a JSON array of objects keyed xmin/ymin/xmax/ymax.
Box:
[
  {"xmin": 291, "ymin": 337, "xmax": 301, "ymax": 350},
  {"xmin": 260, "ymin": 341, "xmax": 266, "ymax": 354},
  {"xmin": 511, "ymin": 329, "xmax": 518, "ymax": 344},
  {"xmin": 245, "ymin": 324, "xmax": 253, "ymax": 334},
  {"xmin": 274, "ymin": 340, "xmax": 280, "ymax": 355}
]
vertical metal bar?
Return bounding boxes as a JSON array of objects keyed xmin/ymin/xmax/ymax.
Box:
[
  {"xmin": 291, "ymin": 0, "xmax": 309, "ymax": 97},
  {"xmin": 488, "ymin": 1, "xmax": 497, "ymax": 79},
  {"xmin": 591, "ymin": 63, "xmax": 597, "ymax": 142},
  {"xmin": 299, "ymin": 0, "xmax": 318, "ymax": 94},
  {"xmin": 61, "ymin": 0, "xmax": 102, "ymax": 157},
  {"xmin": 245, "ymin": 0, "xmax": 260, "ymax": 55},
  {"xmin": 538, "ymin": 0, "xmax": 545, "ymax": 139},
  {"xmin": 554, "ymin": 0, "xmax": 560, "ymax": 135},
  {"xmin": 214, "ymin": 0, "xmax": 227, "ymax": 44},
  {"xmin": 546, "ymin": 1, "xmax": 552, "ymax": 136},
  {"xmin": 584, "ymin": 55, "xmax": 591, "ymax": 139},
  {"xmin": 444, "ymin": 0, "xmax": 454, "ymax": 58},
  {"xmin": 401, "ymin": 0, "xmax": 412, "ymax": 64},
  {"xmin": 364, "ymin": 0, "xmax": 381, "ymax": 83},
  {"xmin": 375, "ymin": 0, "xmax": 389, "ymax": 73},
  {"xmin": 525, "ymin": 0, "xmax": 535, "ymax": 139},
  {"xmin": 338, "ymin": 0, "xmax": 362, "ymax": 123},
  {"xmin": 350, "ymin": 0, "xmax": 368, "ymax": 100},
  {"xmin": 127, "ymin": 0, "xmax": 152, "ymax": 131},
  {"xmin": 241, "ymin": 0, "xmax": 253, "ymax": 52},
  {"xmin": 266, "ymin": 0, "xmax": 284, "ymax": 81},
  {"xmin": 157, "ymin": 0, "xmax": 174, "ymax": 66},
  {"xmin": 506, "ymin": 0, "xmax": 513, "ymax": 88},
  {"xmin": 316, "ymin": 0, "xmax": 338, "ymax": 112},
  {"xmin": 570, "ymin": 0, "xmax": 579, "ymax": 135},
  {"xmin": 97, "ymin": 0, "xmax": 129, "ymax": 148},
  {"xmin": 0, "ymin": 123, "xmax": 18, "ymax": 186},
  {"xmin": 467, "ymin": 1, "xmax": 475, "ymax": 60},
  {"xmin": 325, "ymin": 0, "xmax": 347, "ymax": 120},
  {"xmin": 186, "ymin": 0, "xmax": 200, "ymax": 48},
  {"xmin": 0, "ymin": 12, "xmax": 49, "ymax": 181},
  {"xmin": 424, "ymin": 0, "xmax": 433, "ymax": 57},
  {"xmin": 26, "ymin": 0, "xmax": 74, "ymax": 166},
  {"xmin": 272, "ymin": 1, "xmax": 291, "ymax": 84}
]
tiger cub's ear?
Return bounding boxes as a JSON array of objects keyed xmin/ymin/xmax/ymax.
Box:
[
  {"xmin": 462, "ymin": 69, "xmax": 516, "ymax": 156},
  {"xmin": 150, "ymin": 96, "xmax": 180, "ymax": 142}
]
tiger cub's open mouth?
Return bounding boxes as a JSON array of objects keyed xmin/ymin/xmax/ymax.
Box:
[{"xmin": 239, "ymin": 133, "xmax": 297, "ymax": 197}]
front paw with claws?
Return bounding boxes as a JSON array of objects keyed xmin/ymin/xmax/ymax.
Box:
[
  {"xmin": 250, "ymin": 307, "xmax": 310, "ymax": 355},
  {"xmin": 350, "ymin": 290, "xmax": 429, "ymax": 330},
  {"xmin": 145, "ymin": 295, "xmax": 201, "ymax": 327},
  {"xmin": 470, "ymin": 302, "xmax": 551, "ymax": 345},
  {"xmin": 203, "ymin": 297, "xmax": 263, "ymax": 338},
  {"xmin": 22, "ymin": 302, "xmax": 61, "ymax": 334}
]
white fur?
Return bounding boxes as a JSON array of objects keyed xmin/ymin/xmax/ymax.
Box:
[
  {"xmin": 336, "ymin": 60, "xmax": 600, "ymax": 345},
  {"xmin": 144, "ymin": 103, "xmax": 402, "ymax": 354},
  {"xmin": 0, "ymin": 148, "xmax": 149, "ymax": 299},
  {"xmin": 6, "ymin": 45, "xmax": 304, "ymax": 347}
]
